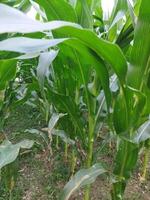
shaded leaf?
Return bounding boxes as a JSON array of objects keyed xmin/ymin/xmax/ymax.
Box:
[
  {"xmin": 0, "ymin": 59, "xmax": 17, "ymax": 90},
  {"xmin": 0, "ymin": 140, "xmax": 34, "ymax": 169},
  {"xmin": 52, "ymin": 129, "xmax": 75, "ymax": 145}
]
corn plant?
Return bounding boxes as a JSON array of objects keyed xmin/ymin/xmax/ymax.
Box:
[
  {"xmin": 111, "ymin": 0, "xmax": 150, "ymax": 198},
  {"xmin": 0, "ymin": 1, "xmax": 150, "ymax": 200}
]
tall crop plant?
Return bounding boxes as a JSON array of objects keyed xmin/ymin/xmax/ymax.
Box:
[
  {"xmin": 111, "ymin": 0, "xmax": 150, "ymax": 198},
  {"xmin": 0, "ymin": 0, "xmax": 149, "ymax": 200}
]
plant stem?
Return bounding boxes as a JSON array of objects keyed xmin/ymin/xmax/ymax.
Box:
[
  {"xmin": 70, "ymin": 149, "xmax": 77, "ymax": 176},
  {"xmin": 56, "ymin": 135, "xmax": 59, "ymax": 150},
  {"xmin": 9, "ymin": 190, "xmax": 12, "ymax": 200},
  {"xmin": 64, "ymin": 142, "xmax": 68, "ymax": 162},
  {"xmin": 141, "ymin": 147, "xmax": 149, "ymax": 181},
  {"xmin": 84, "ymin": 116, "xmax": 95, "ymax": 200}
]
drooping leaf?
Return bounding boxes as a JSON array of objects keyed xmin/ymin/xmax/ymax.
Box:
[
  {"xmin": 0, "ymin": 3, "xmax": 127, "ymax": 90},
  {"xmin": 47, "ymin": 91, "xmax": 85, "ymax": 142},
  {"xmin": 61, "ymin": 163, "xmax": 106, "ymax": 200},
  {"xmin": 55, "ymin": 27, "xmax": 127, "ymax": 86},
  {"xmin": 37, "ymin": 51, "xmax": 59, "ymax": 89},
  {"xmin": 132, "ymin": 120, "xmax": 150, "ymax": 143},
  {"xmin": 52, "ymin": 129, "xmax": 75, "ymax": 145},
  {"xmin": 61, "ymin": 40, "xmax": 111, "ymax": 108},
  {"xmin": 48, "ymin": 113, "xmax": 66, "ymax": 133},
  {"xmin": 0, "ymin": 140, "xmax": 34, "ymax": 169}
]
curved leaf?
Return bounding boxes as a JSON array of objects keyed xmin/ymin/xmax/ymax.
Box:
[
  {"xmin": 132, "ymin": 120, "xmax": 150, "ymax": 143},
  {"xmin": 35, "ymin": 0, "xmax": 77, "ymax": 22},
  {"xmin": 0, "ymin": 140, "xmax": 34, "ymax": 169},
  {"xmin": 55, "ymin": 27, "xmax": 127, "ymax": 85},
  {"xmin": 0, "ymin": 3, "xmax": 81, "ymax": 34},
  {"xmin": 61, "ymin": 163, "xmax": 106, "ymax": 200}
]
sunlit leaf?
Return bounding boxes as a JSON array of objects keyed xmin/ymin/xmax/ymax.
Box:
[{"xmin": 61, "ymin": 163, "xmax": 106, "ymax": 200}]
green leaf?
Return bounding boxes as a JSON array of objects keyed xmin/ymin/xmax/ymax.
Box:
[
  {"xmin": 48, "ymin": 91, "xmax": 85, "ymax": 142},
  {"xmin": 56, "ymin": 27, "xmax": 127, "ymax": 86},
  {"xmin": 112, "ymin": 140, "xmax": 139, "ymax": 199},
  {"xmin": 0, "ymin": 59, "xmax": 17, "ymax": 90},
  {"xmin": 113, "ymin": 86, "xmax": 146, "ymax": 136},
  {"xmin": 127, "ymin": 0, "xmax": 150, "ymax": 89},
  {"xmin": 0, "ymin": 139, "xmax": 34, "ymax": 169},
  {"xmin": 35, "ymin": 0, "xmax": 77, "ymax": 22},
  {"xmin": 61, "ymin": 40, "xmax": 111, "ymax": 108},
  {"xmin": 110, "ymin": 0, "xmax": 128, "ymax": 23},
  {"xmin": 113, "ymin": 89, "xmax": 128, "ymax": 134},
  {"xmin": 0, "ymin": 3, "xmax": 127, "ymax": 90},
  {"xmin": 75, "ymin": 0, "xmax": 93, "ymax": 28},
  {"xmin": 61, "ymin": 163, "xmax": 106, "ymax": 200}
]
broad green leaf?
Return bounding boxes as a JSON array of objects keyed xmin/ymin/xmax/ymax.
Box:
[
  {"xmin": 47, "ymin": 91, "xmax": 85, "ymax": 142},
  {"xmin": 112, "ymin": 1, "xmax": 150, "ymax": 198},
  {"xmin": 0, "ymin": 3, "xmax": 80, "ymax": 34},
  {"xmin": 89, "ymin": 0, "xmax": 102, "ymax": 13},
  {"xmin": 61, "ymin": 163, "xmax": 106, "ymax": 200},
  {"xmin": 113, "ymin": 89, "xmax": 128, "ymax": 134},
  {"xmin": 62, "ymin": 40, "xmax": 111, "ymax": 108},
  {"xmin": 0, "ymin": 59, "xmax": 17, "ymax": 90},
  {"xmin": 0, "ymin": 3, "xmax": 127, "ymax": 88},
  {"xmin": 75, "ymin": 0, "xmax": 93, "ymax": 28},
  {"xmin": 35, "ymin": 0, "xmax": 77, "ymax": 22},
  {"xmin": 56, "ymin": 27, "xmax": 127, "ymax": 85},
  {"xmin": 0, "ymin": 140, "xmax": 34, "ymax": 169},
  {"xmin": 0, "ymin": 37, "xmax": 67, "ymax": 54},
  {"xmin": 127, "ymin": 0, "xmax": 150, "ymax": 89},
  {"xmin": 112, "ymin": 140, "xmax": 138, "ymax": 198},
  {"xmin": 113, "ymin": 86, "xmax": 146, "ymax": 135}
]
